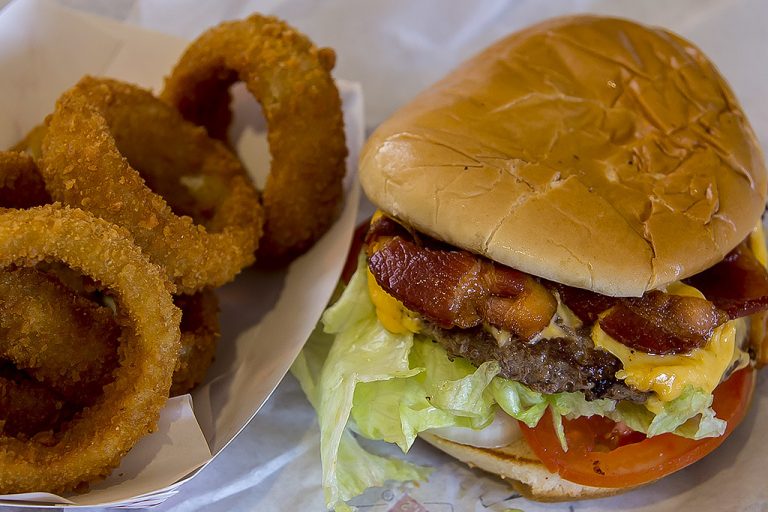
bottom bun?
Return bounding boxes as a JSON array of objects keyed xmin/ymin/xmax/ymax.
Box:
[{"xmin": 418, "ymin": 432, "xmax": 639, "ymax": 501}]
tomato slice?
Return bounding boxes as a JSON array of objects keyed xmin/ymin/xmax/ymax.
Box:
[{"xmin": 519, "ymin": 367, "xmax": 756, "ymax": 488}]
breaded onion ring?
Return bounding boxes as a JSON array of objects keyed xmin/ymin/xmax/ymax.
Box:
[
  {"xmin": 161, "ymin": 14, "xmax": 347, "ymax": 262},
  {"xmin": 0, "ymin": 205, "xmax": 181, "ymax": 494},
  {"xmin": 0, "ymin": 152, "xmax": 118, "ymax": 407},
  {"xmin": 0, "ymin": 151, "xmax": 50, "ymax": 209},
  {"xmin": 0, "ymin": 268, "xmax": 120, "ymax": 407},
  {"xmin": 40, "ymin": 77, "xmax": 263, "ymax": 293},
  {"xmin": 10, "ymin": 124, "xmax": 46, "ymax": 160},
  {"xmin": 4, "ymin": 264, "xmax": 217, "ymax": 399},
  {"xmin": 0, "ymin": 363, "xmax": 69, "ymax": 438},
  {"xmin": 171, "ymin": 289, "xmax": 220, "ymax": 397}
]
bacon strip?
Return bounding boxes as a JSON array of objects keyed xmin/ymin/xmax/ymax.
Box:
[
  {"xmin": 685, "ymin": 242, "xmax": 768, "ymax": 319},
  {"xmin": 552, "ymin": 284, "xmax": 617, "ymax": 324},
  {"xmin": 365, "ymin": 214, "xmax": 411, "ymax": 246},
  {"xmin": 555, "ymin": 283, "xmax": 728, "ymax": 355},
  {"xmin": 599, "ymin": 291, "xmax": 728, "ymax": 355},
  {"xmin": 367, "ymin": 233, "xmax": 556, "ymax": 340}
]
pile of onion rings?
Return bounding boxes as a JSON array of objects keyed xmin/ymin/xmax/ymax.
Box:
[{"xmin": 0, "ymin": 11, "xmax": 346, "ymax": 495}]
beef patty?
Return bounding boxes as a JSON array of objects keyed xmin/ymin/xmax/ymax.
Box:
[{"xmin": 420, "ymin": 320, "xmax": 648, "ymax": 403}]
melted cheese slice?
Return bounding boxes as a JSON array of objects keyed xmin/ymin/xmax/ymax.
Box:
[
  {"xmin": 591, "ymin": 282, "xmax": 741, "ymax": 402},
  {"xmin": 535, "ymin": 295, "xmax": 582, "ymax": 340},
  {"xmin": 747, "ymin": 222, "xmax": 768, "ymax": 363},
  {"xmin": 367, "ymin": 269, "xmax": 420, "ymax": 334},
  {"xmin": 749, "ymin": 222, "xmax": 768, "ymax": 267}
]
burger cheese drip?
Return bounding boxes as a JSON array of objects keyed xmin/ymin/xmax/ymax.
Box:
[
  {"xmin": 746, "ymin": 224, "xmax": 768, "ymax": 366},
  {"xmin": 590, "ymin": 283, "xmax": 743, "ymax": 402},
  {"xmin": 555, "ymin": 284, "xmax": 728, "ymax": 355},
  {"xmin": 366, "ymin": 269, "xmax": 420, "ymax": 334},
  {"xmin": 749, "ymin": 223, "xmax": 768, "ymax": 267},
  {"xmin": 567, "ymin": 224, "xmax": 768, "ymax": 402}
]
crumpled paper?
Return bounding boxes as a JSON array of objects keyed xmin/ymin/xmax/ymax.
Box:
[{"xmin": 1, "ymin": 0, "xmax": 766, "ymax": 511}]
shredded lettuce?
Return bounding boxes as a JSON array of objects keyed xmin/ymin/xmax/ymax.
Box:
[
  {"xmin": 293, "ymin": 323, "xmax": 430, "ymax": 512},
  {"xmin": 292, "ymin": 259, "xmax": 726, "ymax": 510},
  {"xmin": 490, "ymin": 378, "xmax": 548, "ymax": 427},
  {"xmin": 612, "ymin": 387, "xmax": 725, "ymax": 440}
]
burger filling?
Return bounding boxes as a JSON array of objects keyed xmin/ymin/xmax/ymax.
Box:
[
  {"xmin": 293, "ymin": 212, "xmax": 768, "ymax": 509},
  {"xmin": 365, "ymin": 213, "xmax": 763, "ymax": 402}
]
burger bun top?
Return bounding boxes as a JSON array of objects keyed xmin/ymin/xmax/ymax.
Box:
[{"xmin": 359, "ymin": 15, "xmax": 767, "ymax": 297}]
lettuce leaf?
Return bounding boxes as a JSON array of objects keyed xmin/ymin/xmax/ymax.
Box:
[
  {"xmin": 292, "ymin": 259, "xmax": 726, "ymax": 510},
  {"xmin": 490, "ymin": 378, "xmax": 548, "ymax": 427},
  {"xmin": 352, "ymin": 377, "xmax": 455, "ymax": 451},
  {"xmin": 334, "ymin": 430, "xmax": 430, "ymax": 512},
  {"xmin": 612, "ymin": 387, "xmax": 725, "ymax": 440}
]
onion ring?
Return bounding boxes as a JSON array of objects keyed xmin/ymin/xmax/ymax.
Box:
[
  {"xmin": 161, "ymin": 13, "xmax": 347, "ymax": 261},
  {"xmin": 171, "ymin": 289, "xmax": 220, "ymax": 397},
  {"xmin": 9, "ymin": 124, "xmax": 46, "ymax": 160},
  {"xmin": 0, "ymin": 362, "xmax": 69, "ymax": 439},
  {"xmin": 1, "ymin": 268, "xmax": 217, "ymax": 402},
  {"xmin": 0, "ymin": 151, "xmax": 50, "ymax": 209},
  {"xmin": 40, "ymin": 77, "xmax": 263, "ymax": 293},
  {"xmin": 0, "ymin": 151, "xmax": 118, "ymax": 408},
  {"xmin": 0, "ymin": 267, "xmax": 120, "ymax": 407},
  {"xmin": 4, "ymin": 265, "xmax": 218, "ymax": 399},
  {"xmin": 0, "ymin": 205, "xmax": 181, "ymax": 494}
]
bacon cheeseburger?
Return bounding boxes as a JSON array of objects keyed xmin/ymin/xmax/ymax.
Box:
[{"xmin": 294, "ymin": 15, "xmax": 768, "ymax": 510}]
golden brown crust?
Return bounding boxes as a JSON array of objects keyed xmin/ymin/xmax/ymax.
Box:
[
  {"xmin": 171, "ymin": 289, "xmax": 220, "ymax": 397},
  {"xmin": 161, "ymin": 14, "xmax": 347, "ymax": 262},
  {"xmin": 419, "ymin": 432, "xmax": 637, "ymax": 501},
  {"xmin": 360, "ymin": 15, "xmax": 767, "ymax": 296},
  {"xmin": 0, "ymin": 205, "xmax": 181, "ymax": 493},
  {"xmin": 0, "ymin": 151, "xmax": 50, "ymax": 209},
  {"xmin": 40, "ymin": 77, "xmax": 263, "ymax": 293}
]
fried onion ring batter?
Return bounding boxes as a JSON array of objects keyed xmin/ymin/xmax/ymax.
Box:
[
  {"xmin": 40, "ymin": 77, "xmax": 263, "ymax": 293},
  {"xmin": 10, "ymin": 125, "xmax": 46, "ymax": 160},
  {"xmin": 0, "ymin": 205, "xmax": 180, "ymax": 494},
  {"xmin": 0, "ymin": 268, "xmax": 120, "ymax": 407},
  {"xmin": 0, "ymin": 151, "xmax": 50, "ymax": 209},
  {"xmin": 171, "ymin": 289, "xmax": 221, "ymax": 397},
  {"xmin": 161, "ymin": 14, "xmax": 347, "ymax": 262},
  {"xmin": 0, "ymin": 363, "xmax": 69, "ymax": 439}
]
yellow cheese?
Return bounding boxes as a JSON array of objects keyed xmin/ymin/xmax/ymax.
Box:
[
  {"xmin": 366, "ymin": 211, "xmax": 420, "ymax": 334},
  {"xmin": 591, "ymin": 282, "xmax": 740, "ymax": 402},
  {"xmin": 535, "ymin": 294, "xmax": 582, "ymax": 340},
  {"xmin": 366, "ymin": 269, "xmax": 420, "ymax": 334},
  {"xmin": 749, "ymin": 221, "xmax": 767, "ymax": 267},
  {"xmin": 593, "ymin": 322, "xmax": 737, "ymax": 402},
  {"xmin": 748, "ymin": 222, "xmax": 768, "ymax": 365}
]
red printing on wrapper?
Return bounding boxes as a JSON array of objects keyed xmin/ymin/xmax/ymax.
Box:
[{"xmin": 388, "ymin": 494, "xmax": 430, "ymax": 512}]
